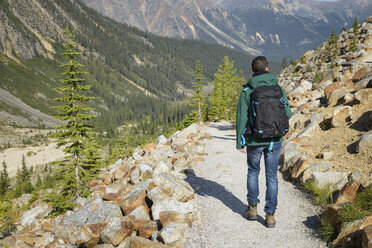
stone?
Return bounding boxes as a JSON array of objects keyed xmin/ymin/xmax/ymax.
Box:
[
  {"xmin": 354, "ymin": 89, "xmax": 372, "ymax": 104},
  {"xmin": 159, "ymin": 211, "xmax": 191, "ymax": 228},
  {"xmin": 331, "ymin": 106, "xmax": 353, "ymax": 127},
  {"xmin": 54, "ymin": 224, "xmax": 81, "ymax": 245},
  {"xmin": 333, "ymin": 216, "xmax": 372, "ymax": 247},
  {"xmin": 95, "ymin": 245, "xmax": 115, "ymax": 248},
  {"xmin": 301, "ymin": 162, "xmax": 332, "ymax": 183},
  {"xmin": 297, "ymin": 114, "xmax": 324, "ymax": 138},
  {"xmin": 289, "ymin": 112, "xmax": 305, "ymax": 131},
  {"xmin": 156, "ymin": 135, "xmax": 168, "ymax": 146},
  {"xmin": 76, "ymin": 223, "xmax": 108, "ymax": 248},
  {"xmin": 322, "ymin": 204, "xmax": 343, "ymax": 230},
  {"xmin": 191, "ymin": 144, "xmax": 206, "ymax": 155},
  {"xmin": 159, "ymin": 222, "xmax": 188, "ymax": 244},
  {"xmin": 151, "ymin": 199, "xmax": 195, "ymax": 220},
  {"xmin": 120, "ymin": 180, "xmax": 150, "ymax": 215},
  {"xmin": 128, "ymin": 206, "xmax": 150, "ymax": 221},
  {"xmin": 143, "ymin": 143, "xmax": 156, "ymax": 153},
  {"xmin": 113, "ymin": 166, "xmax": 131, "ymax": 181},
  {"xmin": 327, "ymin": 87, "xmax": 347, "ymax": 106},
  {"xmin": 20, "ymin": 204, "xmax": 52, "ymax": 227},
  {"xmin": 352, "ymin": 67, "xmax": 370, "ymax": 82},
  {"xmin": 153, "ymin": 161, "xmax": 170, "ymax": 175},
  {"xmin": 138, "ymin": 221, "xmax": 158, "ymax": 239},
  {"xmin": 311, "ymin": 171, "xmax": 348, "ymax": 188},
  {"xmin": 357, "ymin": 131, "xmax": 372, "ymax": 153},
  {"xmin": 362, "ymin": 225, "xmax": 372, "ymax": 248},
  {"xmin": 335, "ymin": 180, "xmax": 360, "ymax": 204},
  {"xmin": 130, "ymin": 236, "xmax": 168, "ymax": 248},
  {"xmin": 288, "ymin": 80, "xmax": 313, "ymax": 96},
  {"xmin": 324, "ymin": 82, "xmax": 341, "ymax": 101},
  {"xmin": 290, "ymin": 156, "xmax": 310, "ymax": 179},
  {"xmin": 100, "ymin": 217, "xmax": 134, "ymax": 246},
  {"xmin": 147, "ymin": 173, "xmax": 194, "ymax": 203},
  {"xmin": 281, "ymin": 150, "xmax": 301, "ymax": 172},
  {"xmin": 139, "ymin": 163, "xmax": 153, "ymax": 181},
  {"xmin": 343, "ymin": 92, "xmax": 354, "ymax": 102},
  {"xmin": 86, "ymin": 202, "xmax": 123, "ymax": 225}
]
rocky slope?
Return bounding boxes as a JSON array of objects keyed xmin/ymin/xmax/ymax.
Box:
[
  {"xmin": 83, "ymin": 0, "xmax": 372, "ymax": 60},
  {"xmin": 278, "ymin": 15, "xmax": 372, "ymax": 247},
  {"xmin": 0, "ymin": 123, "xmax": 211, "ymax": 247}
]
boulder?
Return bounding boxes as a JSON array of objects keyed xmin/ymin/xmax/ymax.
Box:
[
  {"xmin": 357, "ymin": 131, "xmax": 372, "ymax": 153},
  {"xmin": 130, "ymin": 167, "xmax": 141, "ymax": 184},
  {"xmin": 331, "ymin": 106, "xmax": 353, "ymax": 127},
  {"xmin": 281, "ymin": 148, "xmax": 301, "ymax": 172},
  {"xmin": 86, "ymin": 202, "xmax": 123, "ymax": 225},
  {"xmin": 147, "ymin": 173, "xmax": 194, "ymax": 203},
  {"xmin": 54, "ymin": 224, "xmax": 81, "ymax": 245},
  {"xmin": 151, "ymin": 199, "xmax": 195, "ymax": 220},
  {"xmin": 143, "ymin": 143, "xmax": 156, "ymax": 153},
  {"xmin": 327, "ymin": 87, "xmax": 347, "ymax": 106},
  {"xmin": 128, "ymin": 206, "xmax": 151, "ymax": 221},
  {"xmin": 155, "ymin": 135, "xmax": 168, "ymax": 146},
  {"xmin": 130, "ymin": 236, "xmax": 168, "ymax": 248},
  {"xmin": 297, "ymin": 114, "xmax": 324, "ymax": 138},
  {"xmin": 153, "ymin": 161, "xmax": 171, "ymax": 175},
  {"xmin": 76, "ymin": 223, "xmax": 108, "ymax": 248},
  {"xmin": 288, "ymin": 80, "xmax": 312, "ymax": 96},
  {"xmin": 159, "ymin": 222, "xmax": 188, "ymax": 244},
  {"xmin": 362, "ymin": 225, "xmax": 372, "ymax": 248},
  {"xmin": 159, "ymin": 211, "xmax": 191, "ymax": 228},
  {"xmin": 20, "ymin": 204, "xmax": 52, "ymax": 227},
  {"xmin": 335, "ymin": 180, "xmax": 360, "ymax": 204},
  {"xmin": 100, "ymin": 217, "xmax": 134, "ymax": 246},
  {"xmin": 333, "ymin": 216, "xmax": 372, "ymax": 247},
  {"xmin": 354, "ymin": 89, "xmax": 372, "ymax": 104},
  {"xmin": 311, "ymin": 171, "xmax": 348, "ymax": 188},
  {"xmin": 290, "ymin": 156, "xmax": 310, "ymax": 179},
  {"xmin": 120, "ymin": 180, "xmax": 151, "ymax": 215},
  {"xmin": 324, "ymin": 82, "xmax": 341, "ymax": 101},
  {"xmin": 138, "ymin": 221, "xmax": 158, "ymax": 239},
  {"xmin": 352, "ymin": 67, "xmax": 370, "ymax": 82}
]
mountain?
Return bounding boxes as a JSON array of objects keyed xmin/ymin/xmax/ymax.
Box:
[
  {"xmin": 0, "ymin": 0, "xmax": 273, "ymax": 132},
  {"xmin": 83, "ymin": 0, "xmax": 372, "ymax": 60}
]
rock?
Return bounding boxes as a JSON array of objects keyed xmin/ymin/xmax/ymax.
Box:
[
  {"xmin": 128, "ymin": 206, "xmax": 150, "ymax": 221},
  {"xmin": 138, "ymin": 221, "xmax": 158, "ymax": 239},
  {"xmin": 130, "ymin": 167, "xmax": 141, "ymax": 184},
  {"xmin": 290, "ymin": 156, "xmax": 310, "ymax": 179},
  {"xmin": 191, "ymin": 144, "xmax": 206, "ymax": 155},
  {"xmin": 155, "ymin": 135, "xmax": 168, "ymax": 146},
  {"xmin": 159, "ymin": 211, "xmax": 191, "ymax": 228},
  {"xmin": 331, "ymin": 106, "xmax": 353, "ymax": 127},
  {"xmin": 362, "ymin": 225, "xmax": 372, "ymax": 248},
  {"xmin": 357, "ymin": 131, "xmax": 372, "ymax": 153},
  {"xmin": 173, "ymin": 157, "xmax": 187, "ymax": 168},
  {"xmin": 343, "ymin": 92, "xmax": 354, "ymax": 102},
  {"xmin": 76, "ymin": 223, "xmax": 108, "ymax": 248},
  {"xmin": 148, "ymin": 173, "xmax": 194, "ymax": 203},
  {"xmin": 95, "ymin": 245, "xmax": 115, "ymax": 248},
  {"xmin": 281, "ymin": 146, "xmax": 301, "ymax": 172},
  {"xmin": 20, "ymin": 204, "xmax": 52, "ymax": 227},
  {"xmin": 100, "ymin": 217, "xmax": 134, "ymax": 246},
  {"xmin": 327, "ymin": 87, "xmax": 347, "ymax": 106},
  {"xmin": 324, "ymin": 82, "xmax": 341, "ymax": 101},
  {"xmin": 297, "ymin": 114, "xmax": 324, "ymax": 138},
  {"xmin": 311, "ymin": 171, "xmax": 348, "ymax": 188},
  {"xmin": 143, "ymin": 143, "xmax": 156, "ymax": 153},
  {"xmin": 354, "ymin": 89, "xmax": 372, "ymax": 104},
  {"xmin": 130, "ymin": 236, "xmax": 168, "ymax": 248},
  {"xmin": 86, "ymin": 202, "xmax": 123, "ymax": 225},
  {"xmin": 139, "ymin": 164, "xmax": 153, "ymax": 181},
  {"xmin": 54, "ymin": 224, "xmax": 81, "ymax": 245},
  {"xmin": 301, "ymin": 162, "xmax": 332, "ymax": 183},
  {"xmin": 289, "ymin": 112, "xmax": 305, "ymax": 131},
  {"xmin": 288, "ymin": 80, "xmax": 312, "ymax": 96},
  {"xmin": 335, "ymin": 180, "xmax": 360, "ymax": 204},
  {"xmin": 322, "ymin": 204, "xmax": 343, "ymax": 230},
  {"xmin": 352, "ymin": 67, "xmax": 370, "ymax": 82},
  {"xmin": 153, "ymin": 161, "xmax": 170, "ymax": 175},
  {"xmin": 151, "ymin": 199, "xmax": 195, "ymax": 220},
  {"xmin": 120, "ymin": 181, "xmax": 150, "ymax": 215},
  {"xmin": 159, "ymin": 222, "xmax": 188, "ymax": 244},
  {"xmin": 333, "ymin": 216, "xmax": 372, "ymax": 247}
]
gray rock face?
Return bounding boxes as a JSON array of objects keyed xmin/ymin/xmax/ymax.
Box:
[
  {"xmin": 297, "ymin": 113, "xmax": 324, "ymax": 138},
  {"xmin": 311, "ymin": 171, "xmax": 348, "ymax": 188},
  {"xmin": 128, "ymin": 206, "xmax": 150, "ymax": 221},
  {"xmin": 153, "ymin": 161, "xmax": 170, "ymax": 175},
  {"xmin": 301, "ymin": 162, "xmax": 332, "ymax": 185},
  {"xmin": 20, "ymin": 205, "xmax": 52, "ymax": 227},
  {"xmin": 331, "ymin": 106, "xmax": 352, "ymax": 127},
  {"xmin": 357, "ymin": 130, "xmax": 372, "ymax": 153},
  {"xmin": 151, "ymin": 199, "xmax": 195, "ymax": 220},
  {"xmin": 100, "ymin": 217, "xmax": 133, "ymax": 246},
  {"xmin": 289, "ymin": 80, "xmax": 312, "ymax": 96},
  {"xmin": 159, "ymin": 222, "xmax": 188, "ymax": 244},
  {"xmin": 156, "ymin": 135, "xmax": 168, "ymax": 146},
  {"xmin": 327, "ymin": 87, "xmax": 347, "ymax": 106}
]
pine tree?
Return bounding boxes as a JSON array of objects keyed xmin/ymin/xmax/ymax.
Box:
[
  {"xmin": 209, "ymin": 56, "xmax": 245, "ymax": 121},
  {"xmin": 109, "ymin": 132, "xmax": 131, "ymax": 164},
  {"xmin": 281, "ymin": 57, "xmax": 288, "ymax": 70},
  {"xmin": 0, "ymin": 161, "xmax": 10, "ymax": 197},
  {"xmin": 353, "ymin": 16, "xmax": 359, "ymax": 36},
  {"xmin": 191, "ymin": 60, "xmax": 206, "ymax": 122},
  {"xmin": 50, "ymin": 28, "xmax": 97, "ymax": 208},
  {"xmin": 350, "ymin": 16, "xmax": 359, "ymax": 52},
  {"xmin": 328, "ymin": 29, "xmax": 337, "ymax": 45}
]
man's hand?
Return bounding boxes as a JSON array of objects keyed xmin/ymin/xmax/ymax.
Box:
[{"xmin": 237, "ymin": 148, "xmax": 246, "ymax": 153}]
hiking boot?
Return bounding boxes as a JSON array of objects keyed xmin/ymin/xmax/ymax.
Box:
[
  {"xmin": 245, "ymin": 203, "xmax": 258, "ymax": 220},
  {"xmin": 265, "ymin": 212, "xmax": 276, "ymax": 228}
]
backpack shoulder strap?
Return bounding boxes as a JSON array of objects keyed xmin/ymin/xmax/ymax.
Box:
[{"xmin": 243, "ymin": 84, "xmax": 254, "ymax": 92}]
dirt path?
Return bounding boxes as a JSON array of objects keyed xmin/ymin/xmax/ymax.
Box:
[{"xmin": 183, "ymin": 122, "xmax": 327, "ymax": 248}]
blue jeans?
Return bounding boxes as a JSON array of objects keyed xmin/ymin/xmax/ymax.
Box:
[{"xmin": 246, "ymin": 143, "xmax": 282, "ymax": 213}]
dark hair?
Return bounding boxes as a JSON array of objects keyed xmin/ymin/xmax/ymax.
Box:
[{"xmin": 252, "ymin": 56, "xmax": 268, "ymax": 73}]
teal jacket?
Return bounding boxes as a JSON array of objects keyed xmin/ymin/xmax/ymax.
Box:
[{"xmin": 236, "ymin": 72, "xmax": 292, "ymax": 149}]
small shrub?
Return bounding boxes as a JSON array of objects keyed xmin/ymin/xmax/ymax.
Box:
[
  {"xmin": 313, "ymin": 71, "xmax": 323, "ymax": 84},
  {"xmin": 339, "ymin": 186, "xmax": 372, "ymax": 223},
  {"xmin": 303, "ymin": 179, "xmax": 333, "ymax": 206},
  {"xmin": 319, "ymin": 219, "xmax": 338, "ymax": 242}
]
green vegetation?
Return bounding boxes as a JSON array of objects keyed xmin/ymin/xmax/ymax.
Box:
[
  {"xmin": 303, "ymin": 179, "xmax": 333, "ymax": 206},
  {"xmin": 313, "ymin": 71, "xmax": 323, "ymax": 84},
  {"xmin": 350, "ymin": 16, "xmax": 359, "ymax": 52},
  {"xmin": 0, "ymin": 162, "xmax": 10, "ymax": 196},
  {"xmin": 339, "ymin": 186, "xmax": 372, "ymax": 223},
  {"xmin": 328, "ymin": 29, "xmax": 338, "ymax": 45},
  {"xmin": 281, "ymin": 57, "xmax": 288, "ymax": 70},
  {"xmin": 191, "ymin": 60, "xmax": 206, "ymax": 122},
  {"xmin": 319, "ymin": 219, "xmax": 338, "ymax": 242}
]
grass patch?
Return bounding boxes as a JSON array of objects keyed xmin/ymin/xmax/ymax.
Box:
[
  {"xmin": 319, "ymin": 219, "xmax": 338, "ymax": 242},
  {"xmin": 303, "ymin": 179, "xmax": 333, "ymax": 206},
  {"xmin": 339, "ymin": 186, "xmax": 372, "ymax": 223}
]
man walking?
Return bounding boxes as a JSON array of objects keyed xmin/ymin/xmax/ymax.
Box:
[{"xmin": 236, "ymin": 56, "xmax": 292, "ymax": 228}]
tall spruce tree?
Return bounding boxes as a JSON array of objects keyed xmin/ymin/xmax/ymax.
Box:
[
  {"xmin": 51, "ymin": 28, "xmax": 97, "ymax": 210},
  {"xmin": 191, "ymin": 60, "xmax": 206, "ymax": 122},
  {"xmin": 350, "ymin": 17, "xmax": 359, "ymax": 52},
  {"xmin": 209, "ymin": 56, "xmax": 244, "ymax": 121},
  {"xmin": 0, "ymin": 161, "xmax": 10, "ymax": 197}
]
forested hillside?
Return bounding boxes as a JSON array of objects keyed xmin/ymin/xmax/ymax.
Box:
[{"xmin": 0, "ymin": 0, "xmax": 280, "ymax": 137}]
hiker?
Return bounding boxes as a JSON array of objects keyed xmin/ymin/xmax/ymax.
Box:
[{"xmin": 235, "ymin": 56, "xmax": 292, "ymax": 228}]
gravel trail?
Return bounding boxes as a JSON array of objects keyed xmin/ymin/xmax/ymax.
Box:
[{"xmin": 183, "ymin": 122, "xmax": 327, "ymax": 248}]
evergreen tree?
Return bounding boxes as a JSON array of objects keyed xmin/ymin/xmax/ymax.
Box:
[
  {"xmin": 281, "ymin": 57, "xmax": 288, "ymax": 70},
  {"xmin": 328, "ymin": 29, "xmax": 337, "ymax": 45},
  {"xmin": 50, "ymin": 28, "xmax": 97, "ymax": 209},
  {"xmin": 350, "ymin": 16, "xmax": 359, "ymax": 52},
  {"xmin": 0, "ymin": 161, "xmax": 10, "ymax": 197},
  {"xmin": 109, "ymin": 132, "xmax": 131, "ymax": 164},
  {"xmin": 14, "ymin": 156, "xmax": 33, "ymax": 196},
  {"xmin": 209, "ymin": 56, "xmax": 245, "ymax": 121},
  {"xmin": 191, "ymin": 60, "xmax": 206, "ymax": 122},
  {"xmin": 353, "ymin": 16, "xmax": 359, "ymax": 36}
]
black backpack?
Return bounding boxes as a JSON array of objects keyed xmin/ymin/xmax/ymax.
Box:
[{"xmin": 244, "ymin": 84, "xmax": 289, "ymax": 139}]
